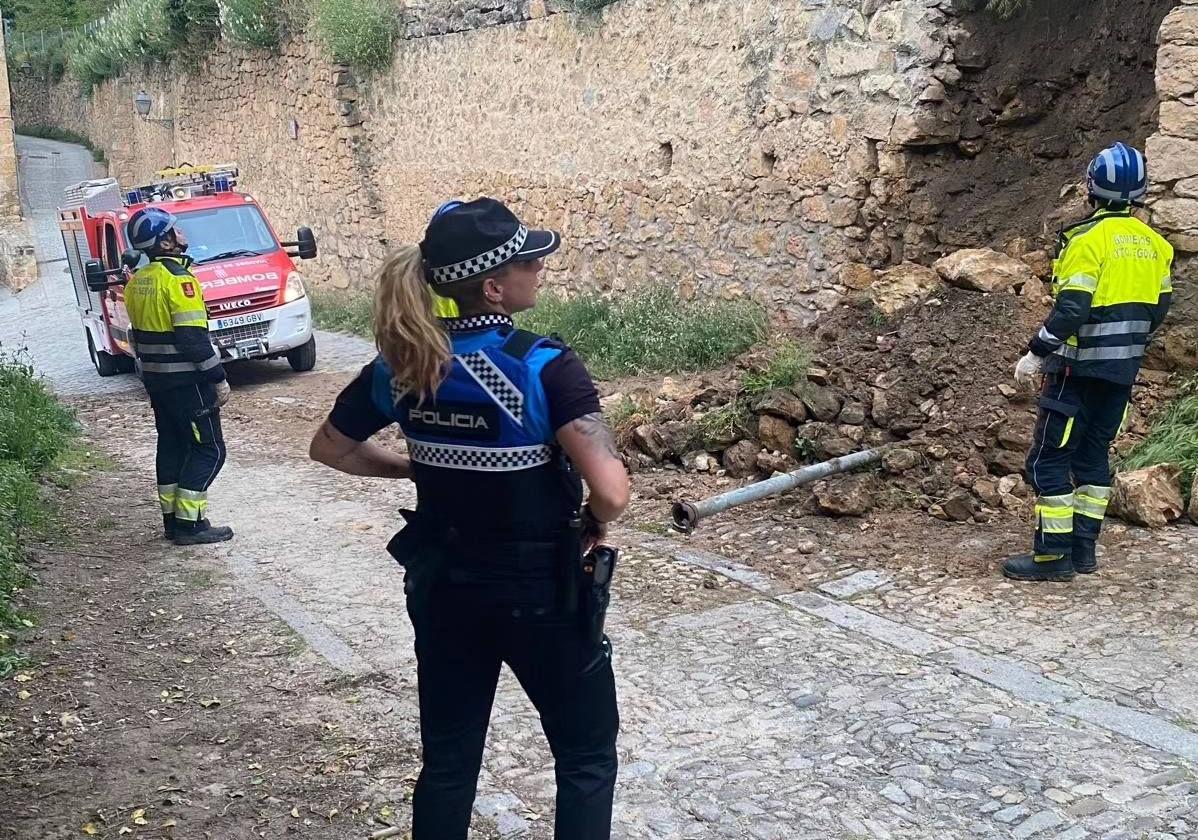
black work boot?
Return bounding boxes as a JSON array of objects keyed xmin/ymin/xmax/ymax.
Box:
[
  {"xmin": 162, "ymin": 514, "xmax": 176, "ymax": 540},
  {"xmin": 1072, "ymin": 540, "xmax": 1098, "ymax": 574},
  {"xmin": 172, "ymin": 521, "xmax": 234, "ymax": 546},
  {"xmin": 1002, "ymin": 553, "xmax": 1076, "ymax": 582}
]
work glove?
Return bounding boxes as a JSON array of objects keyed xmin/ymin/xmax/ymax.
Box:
[
  {"xmin": 214, "ymin": 379, "xmax": 232, "ymax": 407},
  {"xmin": 1013, "ymin": 351, "xmax": 1043, "ymax": 389}
]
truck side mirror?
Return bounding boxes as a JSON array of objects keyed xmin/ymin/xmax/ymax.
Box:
[
  {"xmin": 85, "ymin": 260, "xmax": 108, "ymax": 292},
  {"xmin": 282, "ymin": 227, "xmax": 318, "ymax": 260},
  {"xmin": 121, "ymin": 249, "xmax": 141, "ymax": 270}
]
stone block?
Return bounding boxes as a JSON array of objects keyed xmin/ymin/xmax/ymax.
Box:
[
  {"xmin": 1110, "ymin": 464, "xmax": 1185, "ymax": 527},
  {"xmin": 1156, "ymin": 44, "xmax": 1198, "ymax": 99},
  {"xmin": 1159, "ymin": 4, "xmax": 1198, "ymax": 45},
  {"xmin": 869, "ymin": 262, "xmax": 941, "ymax": 315},
  {"xmin": 934, "ymin": 248, "xmax": 1034, "ymax": 293},
  {"xmin": 1159, "ymin": 101, "xmax": 1198, "ymax": 141},
  {"xmin": 1146, "ymin": 134, "xmax": 1198, "ymax": 182},
  {"xmin": 1151, "ymin": 197, "xmax": 1198, "ymax": 234}
]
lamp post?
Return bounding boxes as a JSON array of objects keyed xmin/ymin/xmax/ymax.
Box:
[{"xmin": 134, "ymin": 91, "xmax": 173, "ymax": 127}]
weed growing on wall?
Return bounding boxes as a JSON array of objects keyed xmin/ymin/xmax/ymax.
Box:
[
  {"xmin": 66, "ymin": 0, "xmax": 190, "ymax": 89},
  {"xmin": 219, "ymin": 0, "xmax": 283, "ymax": 48},
  {"xmin": 314, "ymin": 0, "xmax": 399, "ymax": 72},
  {"xmin": 1122, "ymin": 376, "xmax": 1198, "ymax": 497}
]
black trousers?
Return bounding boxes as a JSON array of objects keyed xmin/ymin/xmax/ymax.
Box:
[
  {"xmin": 149, "ymin": 382, "xmax": 227, "ymax": 526},
  {"xmin": 1025, "ymin": 371, "xmax": 1131, "ymax": 557},
  {"xmin": 406, "ymin": 551, "xmax": 619, "ymax": 840}
]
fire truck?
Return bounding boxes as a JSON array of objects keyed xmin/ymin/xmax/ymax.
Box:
[{"xmin": 58, "ymin": 164, "xmax": 319, "ymax": 377}]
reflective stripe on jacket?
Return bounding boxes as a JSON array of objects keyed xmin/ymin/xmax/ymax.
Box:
[
  {"xmin": 124, "ymin": 255, "xmax": 226, "ymax": 393},
  {"xmin": 1029, "ymin": 209, "xmax": 1173, "ymax": 385}
]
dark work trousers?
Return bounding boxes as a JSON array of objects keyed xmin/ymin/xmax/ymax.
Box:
[
  {"xmin": 406, "ymin": 546, "xmax": 619, "ymax": 840},
  {"xmin": 1025, "ymin": 370, "xmax": 1132, "ymax": 558},
  {"xmin": 149, "ymin": 382, "xmax": 227, "ymax": 526}
]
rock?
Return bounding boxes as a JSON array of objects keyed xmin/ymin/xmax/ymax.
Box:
[
  {"xmin": 941, "ymin": 492, "xmax": 976, "ymax": 523},
  {"xmin": 840, "ymin": 262, "xmax": 876, "ymax": 290},
  {"xmin": 1163, "ymin": 326, "xmax": 1198, "ymax": 371},
  {"xmin": 839, "ymin": 402, "xmax": 867, "ymax": 426},
  {"xmin": 1145, "ymin": 134, "xmax": 1198, "ymax": 183},
  {"xmin": 802, "ymin": 385, "xmax": 843, "ymax": 422},
  {"xmin": 1158, "ymin": 101, "xmax": 1198, "ymax": 142},
  {"xmin": 988, "ymin": 448, "xmax": 1026, "ymax": 477},
  {"xmin": 754, "ymin": 389, "xmax": 809, "ymax": 424},
  {"xmin": 889, "ymin": 106, "xmax": 961, "ymax": 146},
  {"xmin": 807, "ymin": 367, "xmax": 832, "ymax": 386},
  {"xmin": 1155, "ymin": 43, "xmax": 1198, "ymax": 102},
  {"xmin": 722, "ymin": 440, "xmax": 761, "ymax": 478},
  {"xmin": 934, "ymin": 248, "xmax": 1035, "ymax": 293},
  {"xmin": 998, "ymin": 474, "xmax": 1028, "ymax": 497},
  {"xmin": 870, "ymin": 388, "xmax": 898, "ymax": 427},
  {"xmin": 1110, "ymin": 465, "xmax": 1185, "ymax": 527},
  {"xmin": 997, "ymin": 422, "xmax": 1032, "ymax": 452},
  {"xmin": 1190, "ymin": 471, "xmax": 1198, "ymax": 523},
  {"xmin": 685, "ymin": 451, "xmax": 717, "ymax": 473},
  {"xmin": 1159, "ymin": 4, "xmax": 1198, "ymax": 45},
  {"xmin": 869, "ymin": 263, "xmax": 942, "ymax": 316},
  {"xmin": 881, "ymin": 448, "xmax": 919, "ymax": 474},
  {"xmin": 659, "ymin": 377, "xmax": 688, "ymax": 401},
  {"xmin": 757, "ymin": 414, "xmax": 797, "ymax": 455},
  {"xmin": 757, "ymin": 450, "xmax": 795, "ymax": 475},
  {"xmin": 633, "ymin": 425, "xmax": 668, "ymax": 461},
  {"xmin": 659, "ymin": 420, "xmax": 696, "ymax": 457},
  {"xmin": 998, "ymin": 384, "xmax": 1017, "ymax": 398},
  {"xmin": 818, "ymin": 435, "xmax": 858, "ymax": 459},
  {"xmin": 814, "ymin": 478, "xmax": 873, "ymax": 517},
  {"xmin": 1019, "ymin": 250, "xmax": 1052, "ymax": 279},
  {"xmin": 1151, "ymin": 198, "xmax": 1198, "ymax": 235},
  {"xmin": 973, "ymin": 478, "xmax": 1002, "ymax": 507},
  {"xmin": 927, "ymin": 444, "xmax": 949, "ymax": 460}
]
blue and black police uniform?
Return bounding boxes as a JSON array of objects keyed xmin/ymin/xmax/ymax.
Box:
[{"xmin": 327, "ymin": 200, "xmax": 619, "ymax": 839}]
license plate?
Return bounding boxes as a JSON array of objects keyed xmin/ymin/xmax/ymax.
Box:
[{"xmin": 212, "ymin": 311, "xmax": 266, "ymax": 331}]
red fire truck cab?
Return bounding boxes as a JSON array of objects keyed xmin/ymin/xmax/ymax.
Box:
[{"xmin": 58, "ymin": 164, "xmax": 319, "ymax": 377}]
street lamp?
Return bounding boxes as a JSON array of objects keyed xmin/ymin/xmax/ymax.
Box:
[{"xmin": 133, "ymin": 91, "xmax": 173, "ymax": 127}]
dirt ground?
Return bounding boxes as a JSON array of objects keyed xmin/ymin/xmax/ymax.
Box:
[{"xmin": 0, "ymin": 434, "xmax": 435, "ymax": 840}]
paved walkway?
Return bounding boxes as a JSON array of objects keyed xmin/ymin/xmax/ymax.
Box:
[{"xmin": 5, "ymin": 138, "xmax": 1197, "ymax": 839}]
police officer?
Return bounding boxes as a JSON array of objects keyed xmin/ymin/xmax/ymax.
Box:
[
  {"xmin": 1005, "ymin": 142, "xmax": 1173, "ymax": 582},
  {"xmin": 309, "ymin": 198, "xmax": 629, "ymax": 839},
  {"xmin": 125, "ymin": 207, "xmax": 234, "ymax": 545}
]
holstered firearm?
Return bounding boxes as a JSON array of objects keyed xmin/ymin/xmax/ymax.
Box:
[
  {"xmin": 386, "ymin": 509, "xmax": 450, "ymax": 599},
  {"xmin": 580, "ymin": 545, "xmax": 618, "ymax": 650}
]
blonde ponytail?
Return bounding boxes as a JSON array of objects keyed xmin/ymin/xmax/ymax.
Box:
[{"xmin": 373, "ymin": 245, "xmax": 451, "ymax": 403}]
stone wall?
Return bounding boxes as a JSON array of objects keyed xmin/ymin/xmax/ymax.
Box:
[
  {"xmin": 10, "ymin": 0, "xmax": 968, "ymax": 323},
  {"xmin": 0, "ymin": 23, "xmax": 37, "ymax": 292},
  {"xmin": 1146, "ymin": 0, "xmax": 1198, "ymax": 367}
]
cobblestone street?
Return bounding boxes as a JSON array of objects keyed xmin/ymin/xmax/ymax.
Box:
[{"xmin": 3, "ymin": 139, "xmax": 1197, "ymax": 839}]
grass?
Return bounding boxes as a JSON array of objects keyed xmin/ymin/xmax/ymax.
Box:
[
  {"xmin": 314, "ymin": 0, "xmax": 399, "ymax": 72},
  {"xmin": 16, "ymin": 124, "xmax": 106, "ymax": 162},
  {"xmin": 695, "ymin": 400, "xmax": 750, "ymax": 449},
  {"xmin": 741, "ymin": 340, "xmax": 811, "ymax": 395},
  {"xmin": 518, "ymin": 286, "xmax": 768, "ymax": 379},
  {"xmin": 310, "ymin": 289, "xmax": 374, "ymax": 338},
  {"xmin": 1121, "ymin": 376, "xmax": 1198, "ymax": 498},
  {"xmin": 221, "ymin": 0, "xmax": 284, "ymax": 48},
  {"xmin": 0, "ymin": 350, "xmax": 79, "ymax": 669}
]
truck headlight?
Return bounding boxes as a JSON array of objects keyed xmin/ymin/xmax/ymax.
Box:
[{"xmin": 284, "ymin": 272, "xmax": 306, "ymax": 303}]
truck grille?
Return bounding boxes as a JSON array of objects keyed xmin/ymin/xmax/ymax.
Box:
[
  {"xmin": 212, "ymin": 321, "xmax": 270, "ymax": 349},
  {"xmin": 207, "ymin": 289, "xmax": 279, "ymax": 318}
]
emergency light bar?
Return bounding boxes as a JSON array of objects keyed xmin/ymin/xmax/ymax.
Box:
[{"xmin": 125, "ymin": 163, "xmax": 240, "ymax": 205}]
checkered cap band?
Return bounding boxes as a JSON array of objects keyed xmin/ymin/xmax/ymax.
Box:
[
  {"xmin": 429, "ymin": 226, "xmax": 528, "ymax": 286},
  {"xmin": 456, "ymin": 352, "xmax": 524, "ymax": 425},
  {"xmin": 408, "ymin": 438, "xmax": 553, "ymax": 472},
  {"xmin": 441, "ymin": 314, "xmax": 514, "ymax": 333}
]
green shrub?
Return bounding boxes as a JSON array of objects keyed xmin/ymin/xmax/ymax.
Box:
[
  {"xmin": 518, "ymin": 286, "xmax": 768, "ymax": 379},
  {"xmin": 66, "ymin": 0, "xmax": 192, "ymax": 88},
  {"xmin": 220, "ymin": 0, "xmax": 285, "ymax": 48},
  {"xmin": 0, "ymin": 352, "xmax": 77, "ymax": 472},
  {"xmin": 1121, "ymin": 377, "xmax": 1198, "ymax": 497},
  {"xmin": 695, "ymin": 400, "xmax": 750, "ymax": 449},
  {"xmin": 313, "ymin": 0, "xmax": 398, "ymax": 72},
  {"xmin": 310, "ymin": 288, "xmax": 374, "ymax": 338},
  {"xmin": 742, "ymin": 340, "xmax": 811, "ymax": 395}
]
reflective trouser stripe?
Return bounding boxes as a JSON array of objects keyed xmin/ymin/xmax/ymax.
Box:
[
  {"xmin": 1034, "ymin": 493, "xmax": 1074, "ymax": 557},
  {"xmin": 175, "ymin": 487, "xmax": 208, "ymax": 522},
  {"xmin": 191, "ymin": 421, "xmax": 201, "ymax": 443},
  {"xmin": 1060, "ymin": 417, "xmax": 1075, "ymax": 448},
  {"xmin": 1074, "ymin": 484, "xmax": 1112, "ymax": 543},
  {"xmin": 158, "ymin": 483, "xmax": 177, "ymax": 515}
]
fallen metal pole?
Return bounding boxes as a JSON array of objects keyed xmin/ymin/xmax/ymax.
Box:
[{"xmin": 671, "ymin": 447, "xmax": 887, "ymax": 533}]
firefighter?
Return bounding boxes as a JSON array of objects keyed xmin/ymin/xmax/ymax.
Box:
[
  {"xmin": 1005, "ymin": 142, "xmax": 1173, "ymax": 582},
  {"xmin": 124, "ymin": 206, "xmax": 234, "ymax": 545},
  {"xmin": 309, "ymin": 198, "xmax": 629, "ymax": 839}
]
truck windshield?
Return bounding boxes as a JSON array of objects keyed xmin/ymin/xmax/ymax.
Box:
[{"xmin": 174, "ymin": 205, "xmax": 279, "ymax": 265}]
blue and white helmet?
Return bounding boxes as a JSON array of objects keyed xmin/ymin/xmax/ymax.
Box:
[
  {"xmin": 127, "ymin": 206, "xmax": 178, "ymax": 252},
  {"xmin": 1087, "ymin": 142, "xmax": 1148, "ymax": 204}
]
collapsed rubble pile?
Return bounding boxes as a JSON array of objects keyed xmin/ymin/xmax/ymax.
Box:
[{"xmin": 609, "ymin": 247, "xmax": 1179, "ymax": 524}]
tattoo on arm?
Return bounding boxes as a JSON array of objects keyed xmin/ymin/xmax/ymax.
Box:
[{"xmin": 571, "ymin": 412, "xmax": 620, "ymax": 459}]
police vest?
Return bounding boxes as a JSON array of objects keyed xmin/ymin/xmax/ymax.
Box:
[{"xmin": 369, "ymin": 317, "xmax": 582, "ymax": 539}]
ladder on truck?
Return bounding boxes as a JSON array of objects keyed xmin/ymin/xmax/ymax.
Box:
[
  {"xmin": 128, "ymin": 163, "xmax": 240, "ymax": 204},
  {"xmin": 59, "ymin": 178, "xmax": 126, "ymax": 313}
]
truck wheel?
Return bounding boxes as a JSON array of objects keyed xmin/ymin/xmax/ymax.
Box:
[
  {"xmin": 286, "ymin": 336, "xmax": 317, "ymax": 372},
  {"xmin": 86, "ymin": 329, "xmax": 122, "ymax": 377}
]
